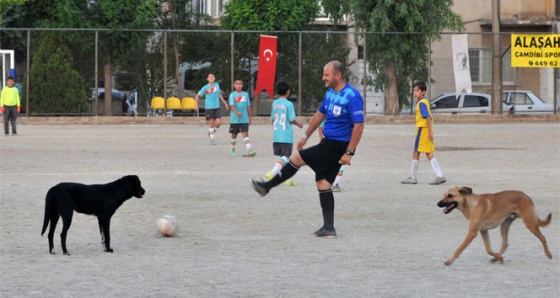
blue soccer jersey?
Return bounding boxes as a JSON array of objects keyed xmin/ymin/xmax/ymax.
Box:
[
  {"xmin": 197, "ymin": 83, "xmax": 222, "ymax": 109},
  {"xmin": 229, "ymin": 91, "xmax": 251, "ymax": 124},
  {"xmin": 271, "ymin": 98, "xmax": 297, "ymax": 143},
  {"xmin": 319, "ymin": 83, "xmax": 364, "ymax": 142}
]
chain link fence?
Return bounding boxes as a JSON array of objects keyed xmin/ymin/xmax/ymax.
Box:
[{"xmin": 1, "ymin": 29, "xmax": 556, "ymax": 116}]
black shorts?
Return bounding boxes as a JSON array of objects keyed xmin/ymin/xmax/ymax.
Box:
[
  {"xmin": 205, "ymin": 108, "xmax": 221, "ymax": 121},
  {"xmin": 272, "ymin": 143, "xmax": 293, "ymax": 157},
  {"xmin": 229, "ymin": 123, "xmax": 249, "ymax": 134},
  {"xmin": 299, "ymin": 138, "xmax": 348, "ymax": 184}
]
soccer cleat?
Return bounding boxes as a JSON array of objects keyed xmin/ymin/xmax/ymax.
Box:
[
  {"xmin": 311, "ymin": 227, "xmax": 337, "ymax": 238},
  {"xmin": 265, "ymin": 172, "xmax": 274, "ymax": 180},
  {"xmin": 210, "ymin": 139, "xmax": 216, "ymax": 145},
  {"xmin": 250, "ymin": 179, "xmax": 269, "ymax": 197},
  {"xmin": 248, "ymin": 150, "xmax": 256, "ymax": 157},
  {"xmin": 229, "ymin": 150, "xmax": 237, "ymax": 157},
  {"xmin": 285, "ymin": 179, "xmax": 296, "ymax": 186},
  {"xmin": 332, "ymin": 184, "xmax": 341, "ymax": 192},
  {"xmin": 401, "ymin": 176, "xmax": 417, "ymax": 184},
  {"xmin": 429, "ymin": 176, "xmax": 447, "ymax": 185}
]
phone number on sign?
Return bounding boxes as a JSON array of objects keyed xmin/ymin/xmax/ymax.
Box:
[{"xmin": 528, "ymin": 61, "xmax": 559, "ymax": 67}]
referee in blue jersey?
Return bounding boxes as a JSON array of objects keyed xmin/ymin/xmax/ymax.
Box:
[{"xmin": 251, "ymin": 61, "xmax": 365, "ymax": 237}]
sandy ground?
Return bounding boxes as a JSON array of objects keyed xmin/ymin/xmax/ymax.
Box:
[{"xmin": 0, "ymin": 120, "xmax": 559, "ymax": 298}]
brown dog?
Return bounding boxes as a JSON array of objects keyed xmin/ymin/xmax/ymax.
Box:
[{"xmin": 437, "ymin": 186, "xmax": 552, "ymax": 266}]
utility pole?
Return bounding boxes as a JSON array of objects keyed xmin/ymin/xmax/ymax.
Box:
[{"xmin": 491, "ymin": 0, "xmax": 502, "ymax": 114}]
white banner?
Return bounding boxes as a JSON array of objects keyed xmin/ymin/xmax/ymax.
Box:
[{"xmin": 452, "ymin": 34, "xmax": 472, "ymax": 93}]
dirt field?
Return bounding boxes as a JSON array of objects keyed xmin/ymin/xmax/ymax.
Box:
[{"xmin": 1, "ymin": 119, "xmax": 559, "ymax": 297}]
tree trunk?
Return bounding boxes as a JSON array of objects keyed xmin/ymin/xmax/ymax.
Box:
[
  {"xmin": 384, "ymin": 60, "xmax": 399, "ymax": 115},
  {"xmin": 104, "ymin": 61, "xmax": 112, "ymax": 116},
  {"xmin": 174, "ymin": 34, "xmax": 181, "ymax": 99}
]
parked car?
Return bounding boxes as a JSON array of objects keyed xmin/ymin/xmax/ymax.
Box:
[
  {"xmin": 430, "ymin": 92, "xmax": 491, "ymax": 114},
  {"xmin": 501, "ymin": 90, "xmax": 556, "ymax": 114},
  {"xmin": 90, "ymin": 88, "xmax": 123, "ymax": 101},
  {"xmin": 429, "ymin": 90, "xmax": 556, "ymax": 114}
]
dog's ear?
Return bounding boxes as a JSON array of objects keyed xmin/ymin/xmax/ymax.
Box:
[{"xmin": 459, "ymin": 187, "xmax": 472, "ymax": 195}]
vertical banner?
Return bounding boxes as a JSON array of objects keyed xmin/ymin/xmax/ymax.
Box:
[
  {"xmin": 452, "ymin": 34, "xmax": 472, "ymax": 93},
  {"xmin": 254, "ymin": 35, "xmax": 278, "ymax": 98}
]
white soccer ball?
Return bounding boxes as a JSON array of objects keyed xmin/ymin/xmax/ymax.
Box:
[{"xmin": 156, "ymin": 215, "xmax": 178, "ymax": 237}]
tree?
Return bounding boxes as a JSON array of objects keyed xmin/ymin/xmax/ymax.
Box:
[
  {"xmin": 221, "ymin": 0, "xmax": 352, "ymax": 114},
  {"xmin": 29, "ymin": 0, "xmax": 158, "ymax": 115},
  {"xmin": 156, "ymin": 0, "xmax": 208, "ymax": 99},
  {"xmin": 3, "ymin": 0, "xmax": 158, "ymax": 115},
  {"xmin": 85, "ymin": 1, "xmax": 158, "ymax": 115},
  {"xmin": 27, "ymin": 33, "xmax": 87, "ymax": 115},
  {"xmin": 324, "ymin": 0, "xmax": 463, "ymax": 114}
]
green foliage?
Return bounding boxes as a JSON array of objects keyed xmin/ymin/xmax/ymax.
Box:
[
  {"xmin": 319, "ymin": 0, "xmax": 351, "ymax": 26},
  {"xmin": 221, "ymin": 0, "xmax": 320, "ymax": 51},
  {"xmin": 325, "ymin": 0, "xmax": 463, "ymax": 111},
  {"xmin": 0, "ymin": 0, "xmax": 31, "ymax": 63},
  {"xmin": 28, "ymin": 33, "xmax": 87, "ymax": 115},
  {"xmin": 217, "ymin": 0, "xmax": 351, "ymax": 114},
  {"xmin": 0, "ymin": 0, "xmax": 28, "ymax": 25}
]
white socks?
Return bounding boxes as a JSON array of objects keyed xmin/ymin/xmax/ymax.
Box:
[
  {"xmin": 334, "ymin": 166, "xmax": 344, "ymax": 185},
  {"xmin": 243, "ymin": 137, "xmax": 252, "ymax": 152},
  {"xmin": 410, "ymin": 160, "xmax": 419, "ymax": 178},
  {"xmin": 271, "ymin": 156, "xmax": 289, "ymax": 176},
  {"xmin": 430, "ymin": 158, "xmax": 444, "ymax": 178}
]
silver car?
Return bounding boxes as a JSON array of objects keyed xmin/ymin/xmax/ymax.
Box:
[
  {"xmin": 429, "ymin": 91, "xmax": 556, "ymax": 114},
  {"xmin": 430, "ymin": 92, "xmax": 491, "ymax": 114},
  {"xmin": 501, "ymin": 90, "xmax": 556, "ymax": 114}
]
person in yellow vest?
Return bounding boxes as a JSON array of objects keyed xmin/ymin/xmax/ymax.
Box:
[
  {"xmin": 1, "ymin": 76, "xmax": 21, "ymax": 136},
  {"xmin": 401, "ymin": 81, "xmax": 446, "ymax": 185}
]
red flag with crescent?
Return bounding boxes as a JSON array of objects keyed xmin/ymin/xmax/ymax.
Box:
[{"xmin": 254, "ymin": 35, "xmax": 278, "ymax": 98}]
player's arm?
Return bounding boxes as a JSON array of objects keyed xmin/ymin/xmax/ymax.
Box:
[
  {"xmin": 339, "ymin": 122, "xmax": 364, "ymax": 166},
  {"xmin": 290, "ymin": 119, "xmax": 303, "ymax": 129},
  {"xmin": 426, "ymin": 116, "xmax": 433, "ymax": 140},
  {"xmin": 419, "ymin": 101, "xmax": 433, "ymax": 140},
  {"xmin": 247, "ymin": 103, "xmax": 253, "ymax": 125},
  {"xmin": 297, "ymin": 111, "xmax": 325, "ymax": 150},
  {"xmin": 219, "ymin": 93, "xmax": 230, "ymax": 111},
  {"xmin": 194, "ymin": 93, "xmax": 201, "ymax": 111},
  {"xmin": 0, "ymin": 90, "xmax": 4, "ymax": 112}
]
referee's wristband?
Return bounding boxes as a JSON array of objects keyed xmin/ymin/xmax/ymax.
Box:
[{"xmin": 301, "ymin": 134, "xmax": 309, "ymax": 140}]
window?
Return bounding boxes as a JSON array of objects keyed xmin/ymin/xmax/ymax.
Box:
[
  {"xmin": 469, "ymin": 48, "xmax": 514, "ymax": 84},
  {"xmin": 194, "ymin": 0, "xmax": 225, "ymax": 18},
  {"xmin": 433, "ymin": 95, "xmax": 459, "ymax": 109},
  {"xmin": 506, "ymin": 93, "xmax": 533, "ymax": 105},
  {"xmin": 463, "ymin": 95, "xmax": 489, "ymax": 107}
]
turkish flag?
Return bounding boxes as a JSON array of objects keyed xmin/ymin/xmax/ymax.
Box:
[{"xmin": 254, "ymin": 35, "xmax": 278, "ymax": 98}]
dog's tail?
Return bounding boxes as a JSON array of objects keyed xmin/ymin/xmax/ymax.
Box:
[
  {"xmin": 538, "ymin": 213, "xmax": 552, "ymax": 228},
  {"xmin": 41, "ymin": 189, "xmax": 54, "ymax": 236}
]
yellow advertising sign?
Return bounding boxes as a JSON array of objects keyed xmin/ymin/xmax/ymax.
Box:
[{"xmin": 511, "ymin": 34, "xmax": 560, "ymax": 67}]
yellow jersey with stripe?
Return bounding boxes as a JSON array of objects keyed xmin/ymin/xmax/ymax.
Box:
[{"xmin": 415, "ymin": 98, "xmax": 432, "ymax": 128}]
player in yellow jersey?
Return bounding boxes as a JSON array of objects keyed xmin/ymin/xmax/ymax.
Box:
[{"xmin": 401, "ymin": 81, "xmax": 446, "ymax": 185}]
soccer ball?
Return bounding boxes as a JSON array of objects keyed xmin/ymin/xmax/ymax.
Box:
[{"xmin": 156, "ymin": 215, "xmax": 178, "ymax": 237}]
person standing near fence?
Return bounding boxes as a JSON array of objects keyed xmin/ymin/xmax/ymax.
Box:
[
  {"xmin": 228, "ymin": 79, "xmax": 256, "ymax": 157},
  {"xmin": 195, "ymin": 73, "xmax": 229, "ymax": 145},
  {"xmin": 265, "ymin": 81, "xmax": 303, "ymax": 186},
  {"xmin": 401, "ymin": 81, "xmax": 446, "ymax": 185},
  {"xmin": 1, "ymin": 76, "xmax": 21, "ymax": 136},
  {"xmin": 251, "ymin": 60, "xmax": 364, "ymax": 238}
]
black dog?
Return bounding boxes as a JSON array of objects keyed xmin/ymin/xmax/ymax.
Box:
[{"xmin": 41, "ymin": 175, "xmax": 145, "ymax": 255}]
